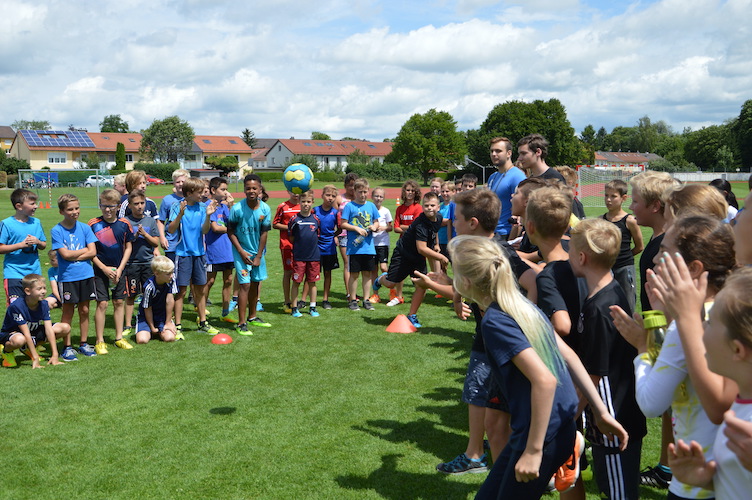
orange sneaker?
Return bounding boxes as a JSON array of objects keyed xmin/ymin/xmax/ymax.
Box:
[
  {"xmin": 555, "ymin": 431, "xmax": 585, "ymax": 492},
  {"xmin": 389, "ymin": 288, "xmax": 398, "ymax": 300},
  {"xmin": 369, "ymin": 294, "xmax": 381, "ymax": 304}
]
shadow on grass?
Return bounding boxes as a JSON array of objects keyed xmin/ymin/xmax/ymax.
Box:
[
  {"xmin": 335, "ymin": 453, "xmax": 477, "ymax": 499},
  {"xmin": 209, "ymin": 406, "xmax": 236, "ymax": 415}
]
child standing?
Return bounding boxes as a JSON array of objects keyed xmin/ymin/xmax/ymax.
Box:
[
  {"xmin": 47, "ymin": 249, "xmax": 62, "ymax": 308},
  {"xmin": 340, "ymin": 178, "xmax": 380, "ymax": 311},
  {"xmin": 602, "ymin": 179, "xmax": 644, "ymax": 313},
  {"xmin": 167, "ymin": 177, "xmax": 218, "ymax": 336},
  {"xmin": 51, "ymin": 193, "xmax": 99, "ymax": 360},
  {"xmin": 203, "ymin": 177, "xmax": 237, "ymax": 324},
  {"xmin": 568, "ymin": 218, "xmax": 646, "ymax": 500},
  {"xmin": 314, "ymin": 185, "xmax": 339, "ymax": 309},
  {"xmin": 135, "ymin": 256, "xmax": 178, "ymax": 344},
  {"xmin": 158, "ymin": 169, "xmax": 189, "ymax": 260},
  {"xmin": 227, "ymin": 174, "xmax": 272, "ymax": 335},
  {"xmin": 273, "ymin": 190, "xmax": 301, "ymax": 313},
  {"xmin": 369, "ymin": 187, "xmax": 393, "ymax": 304},
  {"xmin": 0, "ymin": 274, "xmax": 68, "ymax": 368},
  {"xmin": 438, "ymin": 181, "xmax": 455, "ymax": 258},
  {"xmin": 0, "ymin": 189, "xmax": 47, "ymax": 305},
  {"xmin": 288, "ymin": 191, "xmax": 321, "ymax": 318},
  {"xmin": 374, "ymin": 192, "xmax": 448, "ymax": 329},
  {"xmin": 122, "ymin": 190, "xmax": 160, "ymax": 336},
  {"xmin": 389, "ymin": 180, "xmax": 422, "ymax": 306},
  {"xmin": 88, "ymin": 189, "xmax": 135, "ymax": 353},
  {"xmin": 118, "ymin": 170, "xmax": 159, "ymax": 220},
  {"xmin": 336, "ymin": 173, "xmax": 359, "ymax": 300}
]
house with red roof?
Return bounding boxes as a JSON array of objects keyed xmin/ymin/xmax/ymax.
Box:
[
  {"xmin": 87, "ymin": 132, "xmax": 145, "ymax": 169},
  {"xmin": 264, "ymin": 139, "xmax": 394, "ymax": 171},
  {"xmin": 594, "ymin": 151, "xmax": 662, "ymax": 168},
  {"xmin": 0, "ymin": 126, "xmax": 15, "ymax": 155}
]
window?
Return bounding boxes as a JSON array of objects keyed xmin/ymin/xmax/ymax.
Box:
[
  {"xmin": 226, "ymin": 155, "xmax": 239, "ymax": 161},
  {"xmin": 368, "ymin": 144, "xmax": 376, "ymax": 148},
  {"xmin": 303, "ymin": 142, "xmax": 312, "ymax": 146},
  {"xmin": 186, "ymin": 154, "xmax": 197, "ymax": 161},
  {"xmin": 229, "ymin": 139, "xmax": 237, "ymax": 144},
  {"xmin": 108, "ymin": 154, "xmax": 115, "ymax": 162},
  {"xmin": 271, "ymin": 157, "xmax": 276, "ymax": 165},
  {"xmin": 315, "ymin": 142, "xmax": 324, "ymax": 146},
  {"xmin": 129, "ymin": 138, "xmax": 136, "ymax": 142},
  {"xmin": 125, "ymin": 154, "xmax": 133, "ymax": 162},
  {"xmin": 48, "ymin": 152, "xmax": 66, "ymax": 164},
  {"xmin": 203, "ymin": 139, "xmax": 211, "ymax": 144},
  {"xmin": 278, "ymin": 145, "xmax": 282, "ymax": 151}
]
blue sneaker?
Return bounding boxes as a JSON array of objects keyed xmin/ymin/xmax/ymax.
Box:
[
  {"xmin": 436, "ymin": 453, "xmax": 488, "ymax": 475},
  {"xmin": 373, "ymin": 272, "xmax": 387, "ymax": 292},
  {"xmin": 309, "ymin": 306, "xmax": 320, "ymax": 317},
  {"xmin": 228, "ymin": 299, "xmax": 238, "ymax": 312},
  {"xmin": 61, "ymin": 346, "xmax": 78, "ymax": 362},
  {"xmin": 407, "ymin": 314, "xmax": 422, "ymax": 329},
  {"xmin": 291, "ymin": 307, "xmax": 303, "ymax": 318},
  {"xmin": 256, "ymin": 301, "xmax": 264, "ymax": 312},
  {"xmin": 78, "ymin": 343, "xmax": 97, "ymax": 357}
]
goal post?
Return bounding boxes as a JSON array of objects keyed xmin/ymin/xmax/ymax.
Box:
[
  {"xmin": 17, "ymin": 169, "xmax": 103, "ymax": 209},
  {"xmin": 575, "ymin": 164, "xmax": 646, "ymax": 208}
]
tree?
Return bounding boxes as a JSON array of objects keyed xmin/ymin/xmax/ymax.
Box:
[
  {"xmin": 684, "ymin": 124, "xmax": 735, "ymax": 171},
  {"xmin": 115, "ymin": 142, "xmax": 126, "ymax": 171},
  {"xmin": 735, "ymin": 99, "xmax": 752, "ymax": 171},
  {"xmin": 286, "ymin": 154, "xmax": 321, "ymax": 172},
  {"xmin": 241, "ymin": 128, "xmax": 257, "ymax": 148},
  {"xmin": 594, "ymin": 127, "xmax": 608, "ymax": 150},
  {"xmin": 715, "ymin": 145, "xmax": 735, "ymax": 172},
  {"xmin": 82, "ymin": 152, "xmax": 104, "ymax": 171},
  {"xmin": 139, "ymin": 116, "xmax": 195, "ymax": 163},
  {"xmin": 466, "ymin": 99, "xmax": 581, "ymax": 168},
  {"xmin": 580, "ymin": 124, "xmax": 596, "ymax": 145},
  {"xmin": 218, "ymin": 156, "xmax": 240, "ymax": 176},
  {"xmin": 347, "ymin": 149, "xmax": 370, "ymax": 166},
  {"xmin": 0, "ymin": 156, "xmax": 30, "ymax": 175},
  {"xmin": 311, "ymin": 131, "xmax": 331, "ymax": 140},
  {"xmin": 635, "ymin": 116, "xmax": 659, "ymax": 153},
  {"xmin": 12, "ymin": 119, "xmax": 50, "ymax": 131},
  {"xmin": 387, "ymin": 109, "xmax": 467, "ymax": 184},
  {"xmin": 100, "ymin": 114, "xmax": 130, "ymax": 133}
]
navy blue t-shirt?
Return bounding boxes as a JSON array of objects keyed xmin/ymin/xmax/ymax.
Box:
[
  {"xmin": 1, "ymin": 299, "xmax": 51, "ymax": 337},
  {"xmin": 137, "ymin": 276, "xmax": 178, "ymax": 324},
  {"xmin": 88, "ymin": 217, "xmax": 135, "ymax": 267},
  {"xmin": 289, "ymin": 213, "xmax": 321, "ymax": 262}
]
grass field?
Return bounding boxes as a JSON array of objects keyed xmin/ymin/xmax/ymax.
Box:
[{"xmin": 2, "ymin": 179, "xmax": 745, "ymax": 499}]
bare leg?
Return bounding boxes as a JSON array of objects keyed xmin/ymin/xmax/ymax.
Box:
[
  {"xmin": 94, "ymin": 300, "xmax": 108, "ymax": 344},
  {"xmin": 237, "ymin": 282, "xmax": 250, "ymax": 324},
  {"xmin": 78, "ymin": 301, "xmax": 91, "ymax": 344},
  {"xmin": 112, "ymin": 299, "xmax": 125, "ymax": 340},
  {"xmin": 465, "ymin": 404, "xmax": 487, "ymax": 460},
  {"xmin": 194, "ymin": 281, "xmax": 208, "ymax": 323},
  {"xmin": 485, "ymin": 409, "xmax": 511, "ymax": 462},
  {"xmin": 175, "ymin": 286, "xmax": 187, "ymax": 325}
]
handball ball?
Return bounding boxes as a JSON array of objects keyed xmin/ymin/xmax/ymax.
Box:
[{"xmin": 282, "ymin": 163, "xmax": 314, "ymax": 194}]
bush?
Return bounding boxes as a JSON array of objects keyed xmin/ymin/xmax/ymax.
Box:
[
  {"xmin": 134, "ymin": 162, "xmax": 181, "ymax": 182},
  {"xmin": 7, "ymin": 174, "xmax": 18, "ymax": 188},
  {"xmin": 0, "ymin": 171, "xmax": 7, "ymax": 188},
  {"xmin": 346, "ymin": 162, "xmax": 420, "ymax": 182}
]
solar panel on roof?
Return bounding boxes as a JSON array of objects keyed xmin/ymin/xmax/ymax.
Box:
[{"xmin": 21, "ymin": 129, "xmax": 95, "ymax": 148}]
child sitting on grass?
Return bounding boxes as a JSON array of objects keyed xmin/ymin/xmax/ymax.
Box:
[
  {"xmin": 135, "ymin": 256, "xmax": 178, "ymax": 344},
  {"xmin": 373, "ymin": 192, "xmax": 448, "ymax": 329},
  {"xmin": 1, "ymin": 274, "xmax": 69, "ymax": 368}
]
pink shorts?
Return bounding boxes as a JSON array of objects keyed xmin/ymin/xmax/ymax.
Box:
[
  {"xmin": 281, "ymin": 248, "xmax": 294, "ymax": 271},
  {"xmin": 292, "ymin": 260, "xmax": 321, "ymax": 283}
]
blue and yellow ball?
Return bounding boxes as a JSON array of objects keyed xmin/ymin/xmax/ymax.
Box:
[{"xmin": 282, "ymin": 163, "xmax": 314, "ymax": 194}]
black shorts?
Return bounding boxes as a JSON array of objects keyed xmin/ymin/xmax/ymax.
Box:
[
  {"xmin": 59, "ymin": 277, "xmax": 96, "ymax": 304},
  {"xmin": 348, "ymin": 254, "xmax": 376, "ymax": 273},
  {"xmin": 386, "ymin": 249, "xmax": 426, "ymax": 283},
  {"xmin": 125, "ymin": 262, "xmax": 153, "ymax": 297},
  {"xmin": 320, "ymin": 254, "xmax": 339, "ymax": 272},
  {"xmin": 93, "ymin": 268, "xmax": 128, "ymax": 302},
  {"xmin": 206, "ymin": 262, "xmax": 234, "ymax": 273},
  {"xmin": 375, "ymin": 245, "xmax": 389, "ymax": 264}
]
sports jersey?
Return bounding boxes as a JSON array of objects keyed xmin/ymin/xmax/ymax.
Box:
[
  {"xmin": 314, "ymin": 205, "xmax": 338, "ymax": 256},
  {"xmin": 714, "ymin": 400, "xmax": 752, "ymax": 499},
  {"xmin": 341, "ymin": 200, "xmax": 380, "ymax": 255},
  {"xmin": 168, "ymin": 202, "xmax": 207, "ymax": 257},
  {"xmin": 159, "ymin": 193, "xmax": 184, "ymax": 250},
  {"xmin": 273, "ymin": 200, "xmax": 300, "ymax": 250},
  {"xmin": 395, "ymin": 203, "xmax": 422, "ymax": 232},
  {"xmin": 137, "ymin": 275, "xmax": 178, "ymax": 324},
  {"xmin": 487, "ymin": 166, "xmax": 526, "ymax": 235},
  {"xmin": 0, "ymin": 216, "xmax": 46, "ymax": 279},
  {"xmin": 206, "ymin": 203, "xmax": 233, "ymax": 264},
  {"xmin": 124, "ymin": 214, "xmax": 159, "ymax": 264},
  {"xmin": 373, "ymin": 206, "xmax": 393, "ymax": 247},
  {"xmin": 640, "ymin": 233, "xmax": 664, "ymax": 311},
  {"xmin": 289, "ymin": 213, "xmax": 321, "ymax": 262},
  {"xmin": 602, "ymin": 213, "xmax": 635, "ymax": 269},
  {"xmin": 51, "ymin": 221, "xmax": 98, "ymax": 282},
  {"xmin": 228, "ymin": 199, "xmax": 272, "ymax": 257},
  {"xmin": 394, "ymin": 212, "xmax": 442, "ymax": 263},
  {"xmin": 118, "ymin": 196, "xmax": 158, "ymax": 220},
  {"xmin": 1, "ymin": 297, "xmax": 50, "ymax": 336},
  {"xmin": 88, "ymin": 217, "xmax": 135, "ymax": 267}
]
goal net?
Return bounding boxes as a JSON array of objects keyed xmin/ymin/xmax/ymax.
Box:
[
  {"xmin": 576, "ymin": 165, "xmax": 646, "ymax": 208},
  {"xmin": 18, "ymin": 169, "xmax": 104, "ymax": 209}
]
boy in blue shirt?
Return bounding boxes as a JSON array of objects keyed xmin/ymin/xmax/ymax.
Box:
[
  {"xmin": 158, "ymin": 169, "xmax": 189, "ymax": 260},
  {"xmin": 167, "ymin": 177, "xmax": 218, "ymax": 336},
  {"xmin": 89, "ymin": 189, "xmax": 135, "ymax": 354},
  {"xmin": 289, "ymin": 191, "xmax": 321, "ymax": 317},
  {"xmin": 47, "ymin": 249, "xmax": 62, "ymax": 308},
  {"xmin": 204, "ymin": 177, "xmax": 237, "ymax": 324},
  {"xmin": 314, "ymin": 185, "xmax": 339, "ymax": 309},
  {"xmin": 51, "ymin": 193, "xmax": 99, "ymax": 360},
  {"xmin": 135, "ymin": 256, "xmax": 178, "ymax": 344},
  {"xmin": 0, "ymin": 189, "xmax": 47, "ymax": 305},
  {"xmin": 340, "ymin": 179, "xmax": 380, "ymax": 311},
  {"xmin": 1, "ymin": 274, "xmax": 69, "ymax": 368},
  {"xmin": 227, "ymin": 174, "xmax": 272, "ymax": 335}
]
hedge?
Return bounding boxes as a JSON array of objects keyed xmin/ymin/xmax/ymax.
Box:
[{"xmin": 134, "ymin": 162, "xmax": 181, "ymax": 182}]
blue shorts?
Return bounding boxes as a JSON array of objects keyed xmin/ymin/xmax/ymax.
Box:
[
  {"xmin": 0, "ymin": 328, "xmax": 47, "ymax": 346},
  {"xmin": 4, "ymin": 278, "xmax": 24, "ymax": 306},
  {"xmin": 463, "ymin": 351, "xmax": 496, "ymax": 407},
  {"xmin": 234, "ymin": 255, "xmax": 267, "ymax": 285},
  {"xmin": 137, "ymin": 320, "xmax": 165, "ymax": 334},
  {"xmin": 175, "ymin": 255, "xmax": 207, "ymax": 287}
]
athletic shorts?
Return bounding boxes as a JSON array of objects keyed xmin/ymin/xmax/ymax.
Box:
[
  {"xmin": 348, "ymin": 254, "xmax": 376, "ymax": 273},
  {"xmin": 462, "ymin": 351, "xmax": 496, "ymax": 407},
  {"xmin": 375, "ymin": 245, "xmax": 389, "ymax": 264},
  {"xmin": 234, "ymin": 256, "xmax": 267, "ymax": 285},
  {"xmin": 136, "ymin": 320, "xmax": 166, "ymax": 335},
  {"xmin": 292, "ymin": 260, "xmax": 321, "ymax": 283},
  {"xmin": 591, "ymin": 437, "xmax": 643, "ymax": 500},
  {"xmin": 93, "ymin": 268, "xmax": 128, "ymax": 301},
  {"xmin": 320, "ymin": 254, "xmax": 339, "ymax": 272},
  {"xmin": 281, "ymin": 248, "xmax": 294, "ymax": 271},
  {"xmin": 165, "ymin": 251, "xmax": 176, "ymax": 264},
  {"xmin": 125, "ymin": 262, "xmax": 153, "ymax": 298},
  {"xmin": 338, "ymin": 233, "xmax": 348, "ymax": 247},
  {"xmin": 206, "ymin": 262, "xmax": 234, "ymax": 273},
  {"xmin": 4, "ymin": 279, "xmax": 24, "ymax": 306},
  {"xmin": 485, "ymin": 371, "xmax": 510, "ymax": 412},
  {"xmin": 385, "ymin": 249, "xmax": 426, "ymax": 284},
  {"xmin": 0, "ymin": 328, "xmax": 47, "ymax": 346},
  {"xmin": 59, "ymin": 277, "xmax": 96, "ymax": 304},
  {"xmin": 175, "ymin": 255, "xmax": 208, "ymax": 287}
]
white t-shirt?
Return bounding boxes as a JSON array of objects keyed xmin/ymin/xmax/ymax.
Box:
[
  {"xmin": 373, "ymin": 206, "xmax": 393, "ymax": 247},
  {"xmin": 714, "ymin": 400, "xmax": 752, "ymax": 499},
  {"xmin": 633, "ymin": 317, "xmax": 717, "ymax": 499}
]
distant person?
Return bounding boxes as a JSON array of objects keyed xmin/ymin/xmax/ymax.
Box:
[{"xmin": 709, "ymin": 178, "xmax": 739, "ymax": 221}]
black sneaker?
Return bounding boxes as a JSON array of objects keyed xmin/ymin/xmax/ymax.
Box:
[
  {"xmin": 436, "ymin": 453, "xmax": 488, "ymax": 475},
  {"xmin": 362, "ymin": 299, "xmax": 374, "ymax": 310},
  {"xmin": 297, "ymin": 300, "xmax": 307, "ymax": 310},
  {"xmin": 348, "ymin": 300, "xmax": 360, "ymax": 311},
  {"xmin": 640, "ymin": 465, "xmax": 671, "ymax": 489},
  {"xmin": 322, "ymin": 300, "xmax": 332, "ymax": 310}
]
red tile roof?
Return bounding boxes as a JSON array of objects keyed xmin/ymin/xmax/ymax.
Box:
[
  {"xmin": 595, "ymin": 151, "xmax": 662, "ymax": 163},
  {"xmin": 88, "ymin": 132, "xmax": 142, "ymax": 151},
  {"xmin": 194, "ymin": 136, "xmax": 253, "ymax": 153},
  {"xmin": 278, "ymin": 139, "xmax": 393, "ymax": 157}
]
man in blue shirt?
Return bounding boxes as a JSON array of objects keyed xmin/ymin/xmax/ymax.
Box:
[{"xmin": 486, "ymin": 137, "xmax": 526, "ymax": 239}]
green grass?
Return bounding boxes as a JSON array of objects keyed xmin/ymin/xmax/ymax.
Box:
[{"xmin": 0, "ymin": 184, "xmax": 681, "ymax": 499}]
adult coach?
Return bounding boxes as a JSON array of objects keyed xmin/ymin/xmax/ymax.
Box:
[
  {"xmin": 486, "ymin": 137, "xmax": 526, "ymax": 239},
  {"xmin": 517, "ymin": 133, "xmax": 566, "ymax": 183}
]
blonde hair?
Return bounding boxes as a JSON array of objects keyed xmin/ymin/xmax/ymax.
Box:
[
  {"xmin": 114, "ymin": 173, "xmax": 127, "ymax": 186},
  {"xmin": 99, "ymin": 188, "xmax": 120, "ymax": 206},
  {"xmin": 525, "ymin": 186, "xmax": 572, "ymax": 239},
  {"xmin": 664, "ymin": 183, "xmax": 727, "ymax": 221},
  {"xmin": 125, "ymin": 170, "xmax": 146, "ymax": 192},
  {"xmin": 353, "ymin": 178, "xmax": 370, "ymax": 191},
  {"xmin": 441, "ymin": 180, "xmax": 456, "ymax": 191},
  {"xmin": 629, "ymin": 171, "xmax": 679, "ymax": 209},
  {"xmin": 172, "ymin": 169, "xmax": 190, "ymax": 182},
  {"xmin": 57, "ymin": 193, "xmax": 79, "ymax": 211},
  {"xmin": 570, "ymin": 218, "xmax": 621, "ymax": 269},
  {"xmin": 449, "ymin": 235, "xmax": 565, "ymax": 381},
  {"xmin": 554, "ymin": 165, "xmax": 577, "ymax": 187},
  {"xmin": 21, "ymin": 273, "xmax": 45, "ymax": 290},
  {"xmin": 716, "ymin": 267, "xmax": 752, "ymax": 348},
  {"xmin": 182, "ymin": 177, "xmax": 205, "ymax": 196},
  {"xmin": 151, "ymin": 256, "xmax": 175, "ymax": 274},
  {"xmin": 298, "ymin": 190, "xmax": 315, "ymax": 202},
  {"xmin": 321, "ymin": 184, "xmax": 338, "ymax": 196}
]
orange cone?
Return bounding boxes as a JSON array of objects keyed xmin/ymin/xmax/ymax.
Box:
[
  {"xmin": 386, "ymin": 314, "xmax": 417, "ymax": 334},
  {"xmin": 46, "ymin": 202, "xmax": 51, "ymax": 209}
]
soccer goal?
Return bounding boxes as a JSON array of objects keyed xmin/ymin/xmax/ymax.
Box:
[
  {"xmin": 17, "ymin": 169, "xmax": 104, "ymax": 209},
  {"xmin": 575, "ymin": 164, "xmax": 646, "ymax": 208}
]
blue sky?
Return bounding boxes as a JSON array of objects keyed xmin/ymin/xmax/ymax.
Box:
[{"xmin": 2, "ymin": 0, "xmax": 750, "ymax": 144}]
